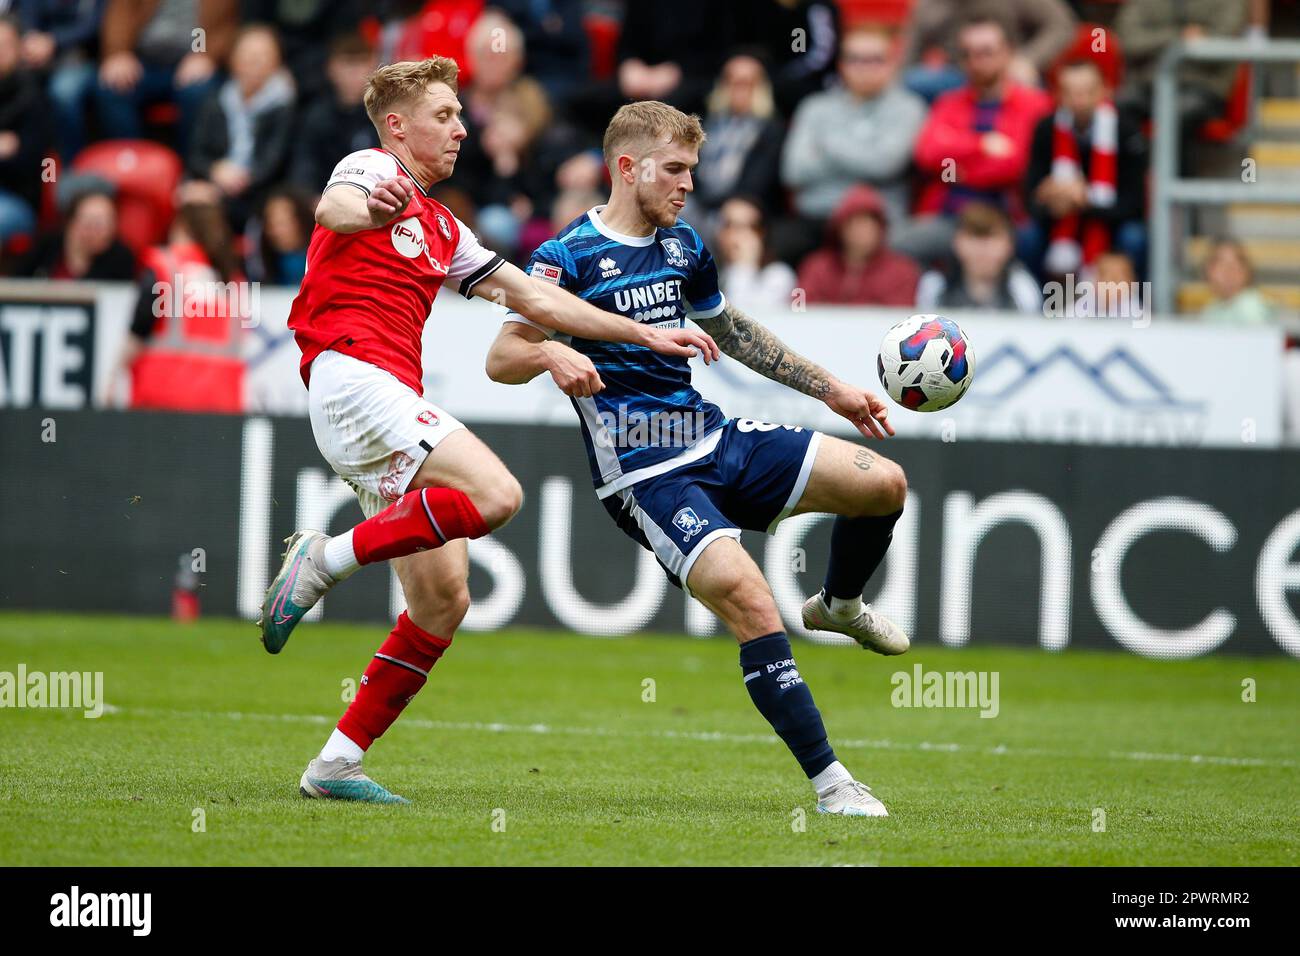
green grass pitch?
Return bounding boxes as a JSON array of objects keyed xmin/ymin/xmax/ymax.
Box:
[{"xmin": 1, "ymin": 612, "xmax": 1297, "ymax": 866}]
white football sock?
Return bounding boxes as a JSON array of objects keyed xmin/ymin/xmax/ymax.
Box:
[
  {"xmin": 319, "ymin": 728, "xmax": 364, "ymax": 763},
  {"xmin": 321, "ymin": 530, "xmax": 360, "ymax": 579},
  {"xmin": 811, "ymin": 760, "xmax": 853, "ymax": 796},
  {"xmin": 827, "ymin": 593, "xmax": 863, "ymax": 621}
]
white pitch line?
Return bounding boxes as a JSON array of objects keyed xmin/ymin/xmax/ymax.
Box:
[{"xmin": 99, "ymin": 705, "xmax": 1297, "ymax": 769}]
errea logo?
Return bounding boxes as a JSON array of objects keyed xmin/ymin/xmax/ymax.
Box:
[{"xmin": 598, "ymin": 257, "xmax": 621, "ymax": 278}]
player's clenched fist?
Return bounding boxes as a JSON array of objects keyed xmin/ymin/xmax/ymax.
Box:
[
  {"xmin": 367, "ymin": 176, "xmax": 415, "ymax": 226},
  {"xmin": 542, "ymin": 342, "xmax": 604, "ymax": 398}
]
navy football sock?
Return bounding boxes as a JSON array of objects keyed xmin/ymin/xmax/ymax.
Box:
[
  {"xmin": 739, "ymin": 632, "xmax": 835, "ymax": 778},
  {"xmin": 823, "ymin": 508, "xmax": 903, "ymax": 601}
]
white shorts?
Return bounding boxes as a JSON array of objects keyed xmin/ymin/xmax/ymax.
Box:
[{"xmin": 308, "ymin": 350, "xmax": 466, "ymax": 518}]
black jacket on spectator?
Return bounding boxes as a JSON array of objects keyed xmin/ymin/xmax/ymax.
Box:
[
  {"xmin": 695, "ymin": 114, "xmax": 785, "ymax": 213},
  {"xmin": 0, "ymin": 69, "xmax": 49, "ymax": 211},
  {"xmin": 493, "ymin": 0, "xmax": 589, "ymax": 108},
  {"xmin": 1024, "ymin": 108, "xmax": 1148, "ymax": 227},
  {"xmin": 732, "ymin": 0, "xmax": 841, "ymax": 117},
  {"xmin": 290, "ymin": 99, "xmax": 378, "ymax": 193},
  {"xmin": 453, "ymin": 109, "xmax": 563, "ymax": 218},
  {"xmin": 616, "ymin": 0, "xmax": 733, "ymax": 116},
  {"xmin": 17, "ymin": 0, "xmax": 105, "ymax": 57},
  {"xmin": 187, "ymin": 91, "xmax": 295, "ymax": 207},
  {"xmin": 239, "ymin": 0, "xmax": 365, "ymax": 104},
  {"xmin": 19, "ymin": 232, "xmax": 136, "ymax": 280}
]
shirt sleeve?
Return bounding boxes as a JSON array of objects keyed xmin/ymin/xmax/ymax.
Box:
[
  {"xmin": 322, "ymin": 149, "xmax": 395, "ymax": 197},
  {"xmin": 447, "ymin": 216, "xmax": 506, "ymax": 298},
  {"xmin": 502, "ymin": 240, "xmax": 575, "ymax": 337},
  {"xmin": 683, "ymin": 229, "xmax": 726, "ymax": 319}
]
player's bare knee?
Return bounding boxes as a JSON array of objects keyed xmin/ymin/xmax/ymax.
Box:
[
  {"xmin": 859, "ymin": 459, "xmax": 907, "ymax": 517},
  {"xmin": 882, "ymin": 461, "xmax": 908, "ymax": 513},
  {"xmin": 474, "ymin": 473, "xmax": 524, "ymax": 530},
  {"xmin": 709, "ymin": 572, "xmax": 774, "ymax": 624}
]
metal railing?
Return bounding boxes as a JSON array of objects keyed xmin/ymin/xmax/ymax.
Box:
[{"xmin": 1151, "ymin": 37, "xmax": 1300, "ymax": 317}]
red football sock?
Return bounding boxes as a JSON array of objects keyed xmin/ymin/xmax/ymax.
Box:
[
  {"xmin": 337, "ymin": 612, "xmax": 451, "ymax": 750},
  {"xmin": 352, "ymin": 486, "xmax": 489, "ymax": 566}
]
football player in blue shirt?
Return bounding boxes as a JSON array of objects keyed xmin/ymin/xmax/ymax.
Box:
[{"xmin": 487, "ymin": 102, "xmax": 908, "ymax": 817}]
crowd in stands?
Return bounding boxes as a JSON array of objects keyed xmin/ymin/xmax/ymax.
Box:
[{"xmin": 0, "ymin": 0, "xmax": 1282, "ymax": 325}]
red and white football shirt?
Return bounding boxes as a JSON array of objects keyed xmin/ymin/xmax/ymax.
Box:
[{"xmin": 288, "ymin": 148, "xmax": 504, "ymax": 394}]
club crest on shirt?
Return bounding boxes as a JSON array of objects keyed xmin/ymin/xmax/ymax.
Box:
[
  {"xmin": 672, "ymin": 507, "xmax": 709, "ymax": 542},
  {"xmin": 435, "ymin": 213, "xmax": 452, "ymax": 240},
  {"xmin": 660, "ymin": 237, "xmax": 688, "ymax": 268}
]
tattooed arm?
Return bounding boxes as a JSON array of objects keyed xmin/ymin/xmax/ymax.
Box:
[{"xmin": 694, "ymin": 302, "xmax": 895, "ymax": 440}]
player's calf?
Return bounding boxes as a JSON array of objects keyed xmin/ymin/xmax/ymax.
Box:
[
  {"xmin": 333, "ymin": 611, "xmax": 452, "ymax": 755},
  {"xmin": 689, "ymin": 539, "xmax": 889, "ymax": 816}
]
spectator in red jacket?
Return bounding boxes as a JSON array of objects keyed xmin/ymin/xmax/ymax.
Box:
[
  {"xmin": 892, "ymin": 8, "xmax": 1052, "ymax": 266},
  {"xmin": 797, "ymin": 184, "xmax": 920, "ymax": 306}
]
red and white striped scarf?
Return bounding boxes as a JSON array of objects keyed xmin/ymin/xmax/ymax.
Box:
[{"xmin": 1044, "ymin": 101, "xmax": 1118, "ymax": 275}]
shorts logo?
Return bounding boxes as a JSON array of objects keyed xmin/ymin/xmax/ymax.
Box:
[
  {"xmin": 378, "ymin": 450, "xmax": 416, "ymax": 502},
  {"xmin": 435, "ymin": 213, "xmax": 452, "ymax": 240},
  {"xmin": 530, "ymin": 262, "xmax": 562, "ymax": 285},
  {"xmin": 391, "ymin": 217, "xmax": 426, "ymax": 259},
  {"xmin": 661, "ymin": 237, "xmax": 688, "ymax": 268},
  {"xmin": 672, "ymin": 507, "xmax": 709, "ymax": 542},
  {"xmin": 416, "ymin": 409, "xmax": 439, "ymax": 426}
]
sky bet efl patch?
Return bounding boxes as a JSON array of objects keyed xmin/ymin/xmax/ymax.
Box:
[{"xmin": 530, "ymin": 262, "xmax": 562, "ymax": 284}]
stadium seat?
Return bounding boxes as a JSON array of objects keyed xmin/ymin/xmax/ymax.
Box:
[
  {"xmin": 584, "ymin": 14, "xmax": 620, "ymax": 81},
  {"xmin": 39, "ymin": 151, "xmax": 61, "ymax": 231},
  {"xmin": 839, "ymin": 0, "xmax": 913, "ymax": 27},
  {"xmin": 72, "ymin": 140, "xmax": 183, "ymax": 255}
]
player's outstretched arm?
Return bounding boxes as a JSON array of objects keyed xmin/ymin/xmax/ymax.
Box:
[
  {"xmin": 314, "ymin": 177, "xmax": 415, "ymax": 234},
  {"xmin": 485, "ymin": 321, "xmax": 606, "ymax": 398},
  {"xmin": 469, "ymin": 262, "xmax": 721, "ymax": 364},
  {"xmin": 693, "ymin": 303, "xmax": 895, "ymax": 440}
]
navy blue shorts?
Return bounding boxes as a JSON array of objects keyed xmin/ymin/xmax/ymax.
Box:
[{"xmin": 600, "ymin": 418, "xmax": 823, "ymax": 595}]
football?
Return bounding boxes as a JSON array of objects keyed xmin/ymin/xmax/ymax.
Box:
[{"xmin": 877, "ymin": 313, "xmax": 976, "ymax": 412}]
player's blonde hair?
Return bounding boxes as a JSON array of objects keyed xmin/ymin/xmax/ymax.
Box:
[
  {"xmin": 364, "ymin": 57, "xmax": 460, "ymax": 138},
  {"xmin": 602, "ymin": 101, "xmax": 706, "ymax": 168}
]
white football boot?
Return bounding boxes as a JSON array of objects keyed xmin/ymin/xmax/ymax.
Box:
[
  {"xmin": 801, "ymin": 591, "xmax": 910, "ymax": 656},
  {"xmin": 817, "ymin": 779, "xmax": 889, "ymax": 817}
]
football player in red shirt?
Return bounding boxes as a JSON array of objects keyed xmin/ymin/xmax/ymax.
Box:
[{"xmin": 262, "ymin": 57, "xmax": 719, "ymax": 803}]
